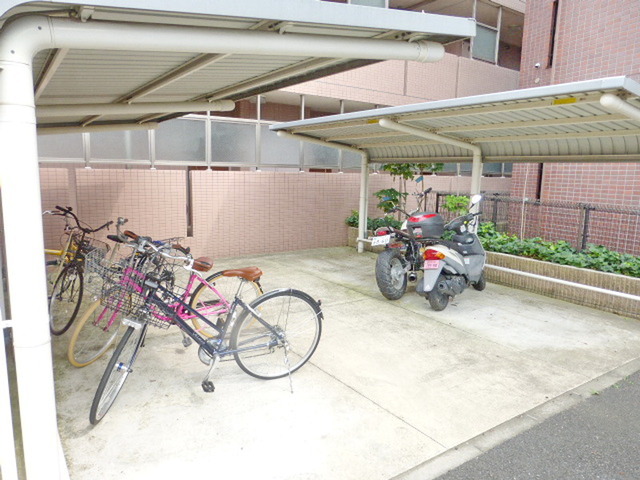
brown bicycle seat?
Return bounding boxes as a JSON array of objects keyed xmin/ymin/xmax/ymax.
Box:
[
  {"xmin": 193, "ymin": 256, "xmax": 213, "ymax": 272},
  {"xmin": 222, "ymin": 266, "xmax": 262, "ymax": 282},
  {"xmin": 124, "ymin": 230, "xmax": 139, "ymax": 240}
]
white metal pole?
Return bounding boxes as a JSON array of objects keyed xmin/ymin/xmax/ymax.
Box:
[
  {"xmin": 357, "ymin": 152, "xmax": 370, "ymax": 253},
  {"xmin": 0, "ymin": 58, "xmax": 67, "ymax": 478}
]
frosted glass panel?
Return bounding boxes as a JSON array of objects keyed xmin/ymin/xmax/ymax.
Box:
[
  {"xmin": 342, "ymin": 151, "xmax": 362, "ymax": 169},
  {"xmin": 472, "ymin": 24, "xmax": 497, "ymax": 63},
  {"xmin": 304, "ymin": 143, "xmax": 339, "ymax": 167},
  {"xmin": 261, "ymin": 126, "xmax": 299, "ymax": 165},
  {"xmin": 38, "ymin": 133, "xmax": 83, "ymax": 159},
  {"xmin": 211, "ymin": 121, "xmax": 256, "ymax": 164},
  {"xmin": 483, "ymin": 163, "xmax": 502, "ymax": 175},
  {"xmin": 91, "ymin": 130, "xmax": 149, "ymax": 160},
  {"xmin": 157, "ymin": 119, "xmax": 206, "ymax": 162}
]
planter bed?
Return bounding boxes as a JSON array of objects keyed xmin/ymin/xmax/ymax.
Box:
[{"xmin": 348, "ymin": 227, "xmax": 639, "ymax": 319}]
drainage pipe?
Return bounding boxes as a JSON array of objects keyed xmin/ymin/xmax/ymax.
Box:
[
  {"xmin": 38, "ymin": 122, "xmax": 158, "ymax": 135},
  {"xmin": 0, "ymin": 15, "xmax": 446, "ymax": 65},
  {"xmin": 599, "ymin": 93, "xmax": 640, "ymax": 122},
  {"xmin": 37, "ymin": 100, "xmax": 235, "ymax": 118}
]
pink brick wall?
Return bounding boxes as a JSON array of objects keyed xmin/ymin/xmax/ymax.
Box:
[
  {"xmin": 39, "ymin": 167, "xmax": 511, "ymax": 259},
  {"xmin": 514, "ymin": 0, "xmax": 640, "ymax": 214},
  {"xmin": 40, "ymin": 168, "xmax": 71, "ymax": 252}
]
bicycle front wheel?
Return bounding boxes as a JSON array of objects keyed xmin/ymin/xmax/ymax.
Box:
[
  {"xmin": 49, "ymin": 263, "xmax": 84, "ymax": 336},
  {"xmin": 231, "ymin": 289, "xmax": 322, "ymax": 380},
  {"xmin": 190, "ymin": 271, "xmax": 263, "ymax": 338},
  {"xmin": 68, "ymin": 300, "xmax": 126, "ymax": 367},
  {"xmin": 90, "ymin": 324, "xmax": 147, "ymax": 425}
]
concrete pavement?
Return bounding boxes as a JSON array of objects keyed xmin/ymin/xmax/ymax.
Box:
[{"xmin": 51, "ymin": 247, "xmax": 640, "ymax": 479}]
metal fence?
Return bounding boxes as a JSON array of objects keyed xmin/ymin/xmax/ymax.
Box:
[{"xmin": 431, "ymin": 192, "xmax": 640, "ymax": 256}]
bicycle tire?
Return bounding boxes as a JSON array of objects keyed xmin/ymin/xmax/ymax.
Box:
[
  {"xmin": 67, "ymin": 299, "xmax": 126, "ymax": 367},
  {"xmin": 89, "ymin": 324, "xmax": 147, "ymax": 425},
  {"xmin": 45, "ymin": 259, "xmax": 60, "ymax": 294},
  {"xmin": 231, "ymin": 289, "xmax": 322, "ymax": 380},
  {"xmin": 49, "ymin": 263, "xmax": 84, "ymax": 336},
  {"xmin": 189, "ymin": 271, "xmax": 263, "ymax": 338}
]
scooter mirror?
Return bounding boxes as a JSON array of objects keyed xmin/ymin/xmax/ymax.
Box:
[{"xmin": 470, "ymin": 194, "xmax": 482, "ymax": 205}]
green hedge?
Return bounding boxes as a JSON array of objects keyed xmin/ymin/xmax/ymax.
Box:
[{"xmin": 477, "ymin": 222, "xmax": 640, "ymax": 278}]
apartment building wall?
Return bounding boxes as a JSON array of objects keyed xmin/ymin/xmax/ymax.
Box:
[
  {"xmin": 283, "ymin": 54, "xmax": 520, "ymax": 107},
  {"xmin": 511, "ymin": 0, "xmax": 640, "ymax": 209}
]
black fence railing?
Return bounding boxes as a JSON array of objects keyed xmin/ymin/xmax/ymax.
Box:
[{"xmin": 430, "ymin": 192, "xmax": 640, "ymax": 256}]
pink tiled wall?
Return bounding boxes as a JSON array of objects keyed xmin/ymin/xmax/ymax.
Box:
[
  {"xmin": 40, "ymin": 168, "xmax": 71, "ymax": 251},
  {"xmin": 284, "ymin": 54, "xmax": 519, "ymax": 106},
  {"xmin": 40, "ymin": 167, "xmax": 511, "ymax": 258}
]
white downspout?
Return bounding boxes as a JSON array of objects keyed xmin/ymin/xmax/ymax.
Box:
[
  {"xmin": 0, "ymin": 45, "xmax": 66, "ymax": 480},
  {"xmin": 357, "ymin": 152, "xmax": 370, "ymax": 253},
  {"xmin": 36, "ymin": 100, "xmax": 235, "ymax": 118}
]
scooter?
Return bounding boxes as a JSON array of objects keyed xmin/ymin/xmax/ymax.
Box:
[
  {"xmin": 416, "ymin": 194, "xmax": 486, "ymax": 311},
  {"xmin": 373, "ymin": 194, "xmax": 485, "ymax": 311}
]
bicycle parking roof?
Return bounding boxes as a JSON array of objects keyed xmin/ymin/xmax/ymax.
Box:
[
  {"xmin": 271, "ymin": 75, "xmax": 640, "ymax": 165},
  {"xmin": 0, "ymin": 0, "xmax": 475, "ymax": 132}
]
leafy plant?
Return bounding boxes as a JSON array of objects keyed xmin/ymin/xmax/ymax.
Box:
[
  {"xmin": 345, "ymin": 210, "xmax": 402, "ymax": 231},
  {"xmin": 476, "ymin": 222, "xmax": 640, "ymax": 278},
  {"xmin": 442, "ymin": 195, "xmax": 470, "ymax": 216},
  {"xmin": 373, "ymin": 188, "xmax": 408, "ymax": 214}
]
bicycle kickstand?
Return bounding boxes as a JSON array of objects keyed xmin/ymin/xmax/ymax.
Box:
[
  {"xmin": 180, "ymin": 330, "xmax": 192, "ymax": 348},
  {"xmin": 201, "ymin": 353, "xmax": 219, "ymax": 393}
]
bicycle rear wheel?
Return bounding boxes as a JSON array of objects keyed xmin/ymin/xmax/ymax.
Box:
[
  {"xmin": 90, "ymin": 324, "xmax": 147, "ymax": 425},
  {"xmin": 189, "ymin": 271, "xmax": 263, "ymax": 338},
  {"xmin": 49, "ymin": 263, "xmax": 84, "ymax": 336},
  {"xmin": 231, "ymin": 289, "xmax": 322, "ymax": 380},
  {"xmin": 67, "ymin": 300, "xmax": 126, "ymax": 367}
]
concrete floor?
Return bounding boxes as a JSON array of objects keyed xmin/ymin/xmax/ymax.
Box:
[{"xmin": 51, "ymin": 247, "xmax": 640, "ymax": 480}]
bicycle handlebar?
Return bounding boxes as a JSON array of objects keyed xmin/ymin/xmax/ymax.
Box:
[{"xmin": 51, "ymin": 205, "xmax": 112, "ymax": 234}]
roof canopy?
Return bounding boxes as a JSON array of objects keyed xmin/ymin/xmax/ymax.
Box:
[
  {"xmin": 0, "ymin": 0, "xmax": 475, "ymax": 131},
  {"xmin": 271, "ymin": 76, "xmax": 640, "ymax": 164}
]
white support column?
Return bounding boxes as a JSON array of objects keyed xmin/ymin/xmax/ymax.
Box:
[
  {"xmin": 0, "ymin": 58, "xmax": 67, "ymax": 478},
  {"xmin": 357, "ymin": 152, "xmax": 370, "ymax": 253}
]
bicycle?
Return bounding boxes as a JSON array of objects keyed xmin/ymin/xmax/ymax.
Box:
[
  {"xmin": 68, "ymin": 220, "xmax": 263, "ymax": 367},
  {"xmin": 45, "ymin": 205, "xmax": 113, "ymax": 336},
  {"xmin": 89, "ymin": 232, "xmax": 323, "ymax": 425}
]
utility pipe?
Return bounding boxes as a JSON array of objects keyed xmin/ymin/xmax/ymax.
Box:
[
  {"xmin": 486, "ymin": 265, "xmax": 640, "ymax": 303},
  {"xmin": 599, "ymin": 93, "xmax": 640, "ymax": 122},
  {"xmin": 38, "ymin": 122, "xmax": 158, "ymax": 135},
  {"xmin": 378, "ymin": 118, "xmax": 484, "ymax": 211},
  {"xmin": 0, "ymin": 15, "xmax": 446, "ymax": 64},
  {"xmin": 36, "ymin": 100, "xmax": 235, "ymax": 118}
]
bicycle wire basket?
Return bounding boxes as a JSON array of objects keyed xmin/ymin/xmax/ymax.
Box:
[{"xmin": 92, "ymin": 245, "xmax": 186, "ymax": 329}]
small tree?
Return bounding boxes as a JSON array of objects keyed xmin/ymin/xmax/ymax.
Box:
[{"xmin": 373, "ymin": 162, "xmax": 442, "ymax": 213}]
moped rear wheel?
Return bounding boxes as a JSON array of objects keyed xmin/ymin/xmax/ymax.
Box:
[
  {"xmin": 427, "ymin": 275, "xmax": 449, "ymax": 311},
  {"xmin": 472, "ymin": 272, "xmax": 486, "ymax": 291},
  {"xmin": 375, "ymin": 249, "xmax": 407, "ymax": 300}
]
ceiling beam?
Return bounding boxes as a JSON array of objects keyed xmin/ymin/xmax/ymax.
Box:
[{"xmin": 34, "ymin": 48, "xmax": 68, "ymax": 101}]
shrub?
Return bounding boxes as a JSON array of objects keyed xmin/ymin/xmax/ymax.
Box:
[
  {"xmin": 345, "ymin": 210, "xmax": 402, "ymax": 231},
  {"xmin": 477, "ymin": 222, "xmax": 640, "ymax": 278}
]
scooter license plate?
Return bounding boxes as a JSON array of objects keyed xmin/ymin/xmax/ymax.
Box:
[
  {"xmin": 424, "ymin": 260, "xmax": 440, "ymax": 269},
  {"xmin": 371, "ymin": 234, "xmax": 391, "ymax": 246}
]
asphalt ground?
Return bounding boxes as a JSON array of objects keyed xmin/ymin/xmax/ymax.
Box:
[{"xmin": 434, "ymin": 370, "xmax": 640, "ymax": 480}]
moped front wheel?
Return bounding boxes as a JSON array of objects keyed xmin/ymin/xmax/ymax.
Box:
[{"xmin": 375, "ymin": 249, "xmax": 407, "ymax": 300}]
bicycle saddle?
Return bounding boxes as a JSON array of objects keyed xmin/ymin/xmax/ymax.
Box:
[
  {"xmin": 222, "ymin": 267, "xmax": 263, "ymax": 282},
  {"xmin": 193, "ymin": 257, "xmax": 213, "ymax": 272}
]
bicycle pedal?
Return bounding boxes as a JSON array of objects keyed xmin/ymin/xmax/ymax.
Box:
[
  {"xmin": 182, "ymin": 337, "xmax": 193, "ymax": 348},
  {"xmin": 201, "ymin": 381, "xmax": 215, "ymax": 393}
]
